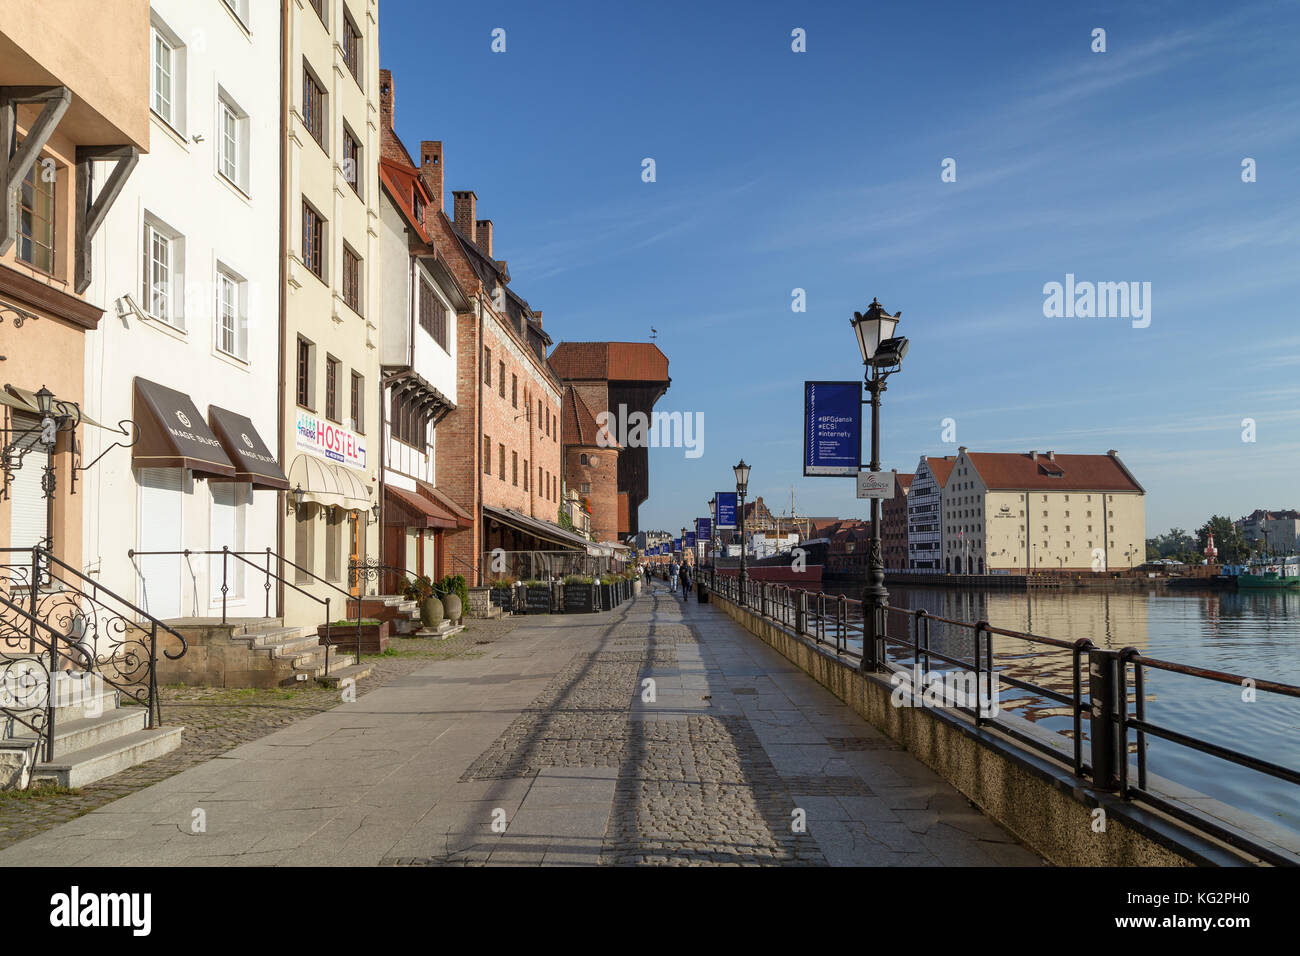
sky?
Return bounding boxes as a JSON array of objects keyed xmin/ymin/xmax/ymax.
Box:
[{"xmin": 379, "ymin": 0, "xmax": 1300, "ymax": 538}]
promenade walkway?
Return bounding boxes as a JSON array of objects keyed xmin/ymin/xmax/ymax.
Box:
[{"xmin": 0, "ymin": 585, "xmax": 1043, "ymax": 866}]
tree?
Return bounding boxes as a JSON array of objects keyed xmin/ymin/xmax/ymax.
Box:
[{"xmin": 1196, "ymin": 516, "xmax": 1247, "ymax": 563}]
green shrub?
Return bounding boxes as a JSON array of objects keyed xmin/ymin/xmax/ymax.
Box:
[
  {"xmin": 437, "ymin": 573, "xmax": 469, "ymax": 607},
  {"xmin": 564, "ymin": 574, "xmax": 594, "ymax": 585},
  {"xmin": 489, "ymin": 579, "xmax": 514, "ymax": 591}
]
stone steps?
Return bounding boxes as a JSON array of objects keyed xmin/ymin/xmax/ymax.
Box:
[
  {"xmin": 32, "ymin": 725, "xmax": 184, "ymax": 789},
  {"xmin": 315, "ymin": 661, "xmax": 375, "ymax": 689}
]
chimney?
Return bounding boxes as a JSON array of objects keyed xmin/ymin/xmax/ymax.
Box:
[
  {"xmin": 1107, "ymin": 449, "xmax": 1119, "ymax": 457},
  {"xmin": 453, "ymin": 190, "xmax": 477, "ymax": 243},
  {"xmin": 379, "ymin": 70, "xmax": 394, "ymax": 129},
  {"xmin": 419, "ymin": 141, "xmax": 443, "ymax": 213},
  {"xmin": 958, "ymin": 445, "xmax": 967, "ymax": 454},
  {"xmin": 1046, "ymin": 450, "xmax": 1055, "ymax": 461},
  {"xmin": 1029, "ymin": 450, "xmax": 1038, "ymax": 460},
  {"xmin": 475, "ymin": 219, "xmax": 493, "ymax": 257}
]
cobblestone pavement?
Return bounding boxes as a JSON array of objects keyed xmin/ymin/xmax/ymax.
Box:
[
  {"xmin": 0, "ymin": 617, "xmax": 518, "ymax": 852},
  {"xmin": 0, "ymin": 588, "xmax": 1045, "ymax": 866}
]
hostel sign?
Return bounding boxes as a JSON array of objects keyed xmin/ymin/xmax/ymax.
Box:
[{"xmin": 296, "ymin": 410, "xmax": 367, "ymax": 470}]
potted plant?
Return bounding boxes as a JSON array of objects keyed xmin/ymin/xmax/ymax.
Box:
[
  {"xmin": 598, "ymin": 574, "xmax": 620, "ymax": 610},
  {"xmin": 402, "ymin": 575, "xmax": 443, "ymax": 628},
  {"xmin": 437, "ymin": 574, "xmax": 468, "ymax": 624}
]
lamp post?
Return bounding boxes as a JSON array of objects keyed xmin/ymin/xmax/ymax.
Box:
[
  {"xmin": 734, "ymin": 459, "xmax": 750, "ymax": 598},
  {"xmin": 850, "ymin": 298, "xmax": 908, "ymax": 671}
]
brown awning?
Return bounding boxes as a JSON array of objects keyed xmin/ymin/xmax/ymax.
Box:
[
  {"xmin": 131, "ymin": 378, "xmax": 235, "ymax": 479},
  {"xmin": 416, "ymin": 480, "xmax": 473, "ymax": 528},
  {"xmin": 207, "ymin": 406, "xmax": 289, "ymax": 490},
  {"xmin": 386, "ymin": 485, "xmax": 458, "ymax": 530}
]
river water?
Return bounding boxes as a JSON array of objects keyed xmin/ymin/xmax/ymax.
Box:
[{"xmin": 822, "ymin": 582, "xmax": 1300, "ymax": 838}]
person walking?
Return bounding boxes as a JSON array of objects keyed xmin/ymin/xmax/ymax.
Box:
[
  {"xmin": 678, "ymin": 561, "xmax": 691, "ymax": 599},
  {"xmin": 669, "ymin": 561, "xmax": 678, "ymax": 592}
]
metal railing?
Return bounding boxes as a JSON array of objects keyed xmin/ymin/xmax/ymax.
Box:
[
  {"xmin": 705, "ymin": 569, "xmax": 1300, "ymax": 864},
  {"xmin": 1, "ymin": 546, "xmax": 188, "ymax": 761},
  {"xmin": 128, "ymin": 547, "xmax": 365, "ymax": 677}
]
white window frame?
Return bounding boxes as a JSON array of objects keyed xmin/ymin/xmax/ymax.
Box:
[
  {"xmin": 215, "ymin": 264, "xmax": 248, "ymax": 361},
  {"xmin": 216, "ymin": 92, "xmax": 250, "ymax": 193},
  {"xmin": 150, "ymin": 18, "xmax": 187, "ymax": 135},
  {"xmin": 142, "ymin": 214, "xmax": 185, "ymax": 330}
]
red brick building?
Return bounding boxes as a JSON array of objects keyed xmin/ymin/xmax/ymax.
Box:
[
  {"xmin": 882, "ymin": 470, "xmax": 914, "ymax": 570},
  {"xmin": 380, "ymin": 70, "xmax": 585, "ymax": 583},
  {"xmin": 549, "ymin": 342, "xmax": 670, "ymax": 541},
  {"xmin": 561, "ymin": 387, "xmax": 620, "ymax": 542}
]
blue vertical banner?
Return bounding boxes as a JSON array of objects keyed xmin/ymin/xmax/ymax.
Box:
[
  {"xmin": 695, "ymin": 517, "xmax": 711, "ymax": 539},
  {"xmin": 714, "ymin": 492, "xmax": 737, "ymax": 528},
  {"xmin": 685, "ymin": 532, "xmax": 696, "ymax": 548},
  {"xmin": 673, "ymin": 538, "xmax": 682, "ymax": 553},
  {"xmin": 804, "ymin": 381, "xmax": 862, "ymax": 477}
]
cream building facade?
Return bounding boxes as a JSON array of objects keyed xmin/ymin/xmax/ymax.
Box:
[
  {"xmin": 82, "ymin": 0, "xmax": 285, "ymax": 620},
  {"xmin": 940, "ymin": 448, "xmax": 1145, "ymax": 574},
  {"xmin": 282, "ymin": 0, "xmax": 381, "ymax": 625}
]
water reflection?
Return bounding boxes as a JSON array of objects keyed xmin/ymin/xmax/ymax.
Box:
[{"xmin": 823, "ymin": 582, "xmax": 1300, "ymax": 836}]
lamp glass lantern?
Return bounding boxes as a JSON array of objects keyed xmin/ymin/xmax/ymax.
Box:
[
  {"xmin": 733, "ymin": 460, "xmax": 750, "ymax": 495},
  {"xmin": 34, "ymin": 386, "xmax": 54, "ymax": 418},
  {"xmin": 851, "ymin": 298, "xmax": 901, "ymax": 364}
]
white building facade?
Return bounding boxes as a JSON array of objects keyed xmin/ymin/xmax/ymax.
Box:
[{"xmin": 83, "ymin": 0, "xmax": 285, "ymax": 620}]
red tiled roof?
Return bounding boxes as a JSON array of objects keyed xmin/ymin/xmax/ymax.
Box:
[
  {"xmin": 926, "ymin": 457, "xmax": 956, "ymax": 488},
  {"xmin": 895, "ymin": 473, "xmax": 914, "ymax": 492},
  {"xmin": 562, "ymin": 386, "xmax": 607, "ymax": 447},
  {"xmin": 379, "ymin": 158, "xmax": 433, "ymax": 244},
  {"xmin": 550, "ymin": 342, "xmax": 670, "ymax": 383},
  {"xmin": 965, "ymin": 452, "xmax": 1144, "ymax": 492}
]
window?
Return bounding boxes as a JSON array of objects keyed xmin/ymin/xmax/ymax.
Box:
[
  {"xmin": 511, "ymin": 374, "xmax": 518, "ymax": 408},
  {"xmin": 483, "ymin": 436, "xmax": 491, "ymax": 473},
  {"xmin": 215, "ymin": 267, "xmax": 247, "ymax": 360},
  {"xmin": 498, "ymin": 443, "xmax": 505, "ymax": 481},
  {"xmin": 343, "ymin": 246, "xmax": 361, "ymax": 314},
  {"xmin": 342, "ymin": 127, "xmax": 361, "ymax": 196},
  {"xmin": 483, "ymin": 349, "xmax": 492, "ymax": 386},
  {"xmin": 581, "ymin": 482, "xmax": 590, "ymax": 495},
  {"xmin": 151, "ymin": 29, "xmax": 176, "ymax": 125},
  {"xmin": 303, "ymin": 63, "xmax": 326, "ymax": 149},
  {"xmin": 217, "ymin": 94, "xmax": 249, "ymax": 191},
  {"xmin": 523, "ymin": 459, "xmax": 528, "ymax": 491},
  {"xmin": 498, "ymin": 361, "xmax": 505, "ymax": 398},
  {"xmin": 537, "ymin": 399, "xmax": 542, "ymax": 427},
  {"xmin": 302, "ymin": 201, "xmax": 324, "ymax": 279},
  {"xmin": 350, "ymin": 372, "xmax": 364, "ymax": 433},
  {"xmin": 418, "ymin": 277, "xmax": 448, "ymax": 350},
  {"xmin": 297, "ymin": 337, "xmax": 314, "ymax": 408},
  {"xmin": 512, "ymin": 451, "xmax": 518, "ymax": 486},
  {"xmin": 295, "ymin": 509, "xmax": 315, "ymax": 583},
  {"xmin": 538, "ymin": 464, "xmax": 542, "ymax": 492},
  {"xmin": 142, "ymin": 216, "xmax": 184, "ymax": 328},
  {"xmin": 343, "ymin": 11, "xmax": 362, "ymax": 83},
  {"xmin": 325, "ymin": 356, "xmax": 340, "ymax": 422},
  {"xmin": 221, "ymin": 0, "xmax": 250, "ymax": 25},
  {"xmin": 17, "ymin": 151, "xmax": 54, "ymax": 273},
  {"xmin": 308, "ymin": 0, "xmax": 327, "ymax": 24}
]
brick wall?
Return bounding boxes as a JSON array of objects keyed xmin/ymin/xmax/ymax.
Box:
[{"xmin": 566, "ymin": 445, "xmax": 620, "ymax": 543}]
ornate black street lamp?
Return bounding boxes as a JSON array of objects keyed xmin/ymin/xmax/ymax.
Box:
[
  {"xmin": 850, "ymin": 298, "xmax": 908, "ymax": 671},
  {"xmin": 734, "ymin": 459, "xmax": 750, "ymax": 597}
]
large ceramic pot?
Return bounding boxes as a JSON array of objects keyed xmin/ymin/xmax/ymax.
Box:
[
  {"xmin": 420, "ymin": 595, "xmax": 445, "ymax": 627},
  {"xmin": 442, "ymin": 592, "xmax": 463, "ymax": 625}
]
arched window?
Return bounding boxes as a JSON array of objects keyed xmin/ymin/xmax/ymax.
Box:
[{"xmin": 579, "ymin": 453, "xmax": 588, "ymax": 465}]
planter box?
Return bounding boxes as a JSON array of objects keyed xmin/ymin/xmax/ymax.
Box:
[
  {"xmin": 598, "ymin": 583, "xmax": 617, "ymax": 609},
  {"xmin": 560, "ymin": 583, "xmax": 598, "ymax": 614},
  {"xmin": 522, "ymin": 586, "xmax": 553, "ymax": 614},
  {"xmin": 489, "ymin": 587, "xmax": 513, "ymax": 610},
  {"xmin": 317, "ymin": 620, "xmax": 390, "ymax": 655}
]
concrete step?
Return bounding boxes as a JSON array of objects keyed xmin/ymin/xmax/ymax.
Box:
[
  {"xmin": 316, "ymin": 661, "xmax": 375, "ymax": 688},
  {"xmin": 414, "ymin": 623, "xmax": 466, "ymax": 640},
  {"xmin": 267, "ymin": 632, "xmax": 327, "ymax": 658},
  {"xmin": 289, "ymin": 651, "xmax": 357, "ymax": 682},
  {"xmin": 10, "ymin": 707, "xmax": 148, "ymax": 754},
  {"xmin": 4, "ymin": 679, "xmax": 120, "ymax": 726},
  {"xmin": 234, "ymin": 618, "xmax": 286, "ymax": 636},
  {"xmin": 32, "ymin": 725, "xmax": 184, "ymax": 788},
  {"xmin": 242, "ymin": 627, "xmax": 311, "ymax": 650}
]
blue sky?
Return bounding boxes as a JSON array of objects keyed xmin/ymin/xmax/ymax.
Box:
[{"xmin": 380, "ymin": 0, "xmax": 1300, "ymax": 537}]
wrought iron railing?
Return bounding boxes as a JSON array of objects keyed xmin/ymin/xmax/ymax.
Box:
[
  {"xmin": 127, "ymin": 547, "xmax": 365, "ymax": 677},
  {"xmin": 0, "ymin": 546, "xmax": 187, "ymax": 762},
  {"xmin": 705, "ymin": 569, "xmax": 1300, "ymax": 865}
]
